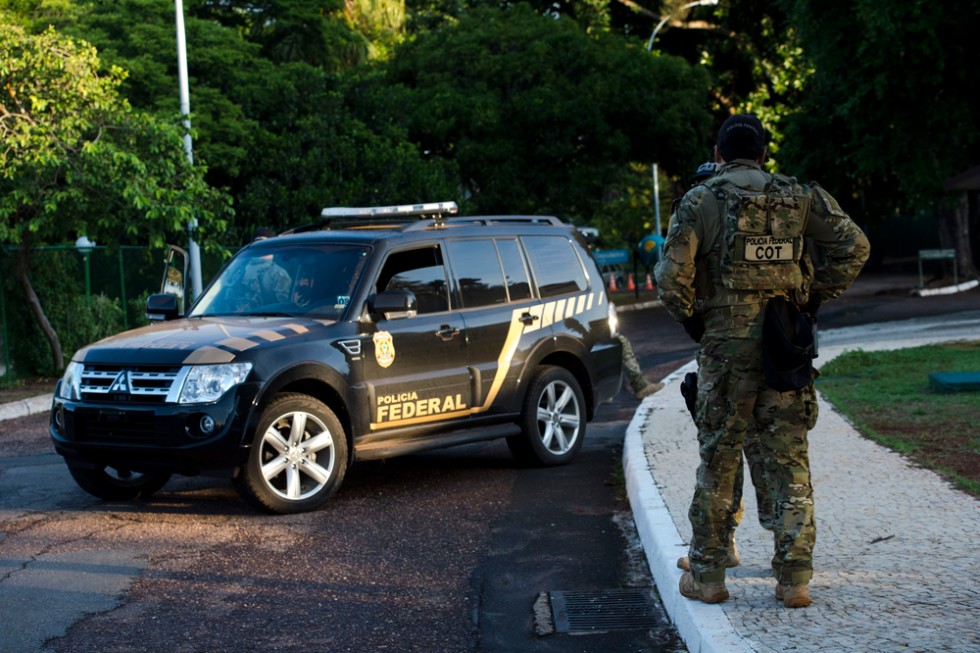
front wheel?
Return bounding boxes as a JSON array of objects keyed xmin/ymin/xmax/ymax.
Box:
[
  {"xmin": 66, "ymin": 462, "xmax": 171, "ymax": 501},
  {"xmin": 507, "ymin": 366, "xmax": 586, "ymax": 466},
  {"xmin": 234, "ymin": 393, "xmax": 348, "ymax": 514}
]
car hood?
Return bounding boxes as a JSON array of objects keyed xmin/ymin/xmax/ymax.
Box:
[{"xmin": 73, "ymin": 316, "xmax": 337, "ymax": 366}]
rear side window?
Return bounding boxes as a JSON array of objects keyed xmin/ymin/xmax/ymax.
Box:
[
  {"xmin": 446, "ymin": 239, "xmax": 507, "ymax": 308},
  {"xmin": 523, "ymin": 236, "xmax": 587, "ymax": 297}
]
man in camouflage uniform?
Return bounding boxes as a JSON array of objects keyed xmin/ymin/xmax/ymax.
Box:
[
  {"xmin": 676, "ymin": 160, "xmax": 773, "ymax": 576},
  {"xmin": 655, "ymin": 114, "xmax": 869, "ymax": 608}
]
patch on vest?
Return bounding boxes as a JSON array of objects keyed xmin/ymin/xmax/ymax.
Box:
[{"xmin": 742, "ymin": 235, "xmax": 796, "ymax": 262}]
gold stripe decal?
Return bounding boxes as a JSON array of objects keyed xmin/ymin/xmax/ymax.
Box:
[
  {"xmin": 182, "ymin": 346, "xmax": 236, "ymax": 365},
  {"xmin": 217, "ymin": 337, "xmax": 260, "ymax": 352},
  {"xmin": 254, "ymin": 330, "xmax": 286, "ymax": 342},
  {"xmin": 369, "ymin": 292, "xmax": 593, "ymax": 430}
]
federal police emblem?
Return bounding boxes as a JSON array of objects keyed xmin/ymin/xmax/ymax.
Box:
[{"xmin": 373, "ymin": 331, "xmax": 395, "ymax": 368}]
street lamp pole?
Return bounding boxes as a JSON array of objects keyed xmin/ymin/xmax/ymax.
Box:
[
  {"xmin": 75, "ymin": 236, "xmax": 96, "ymax": 306},
  {"xmin": 645, "ymin": 0, "xmax": 718, "ymax": 238},
  {"xmin": 175, "ymin": 0, "xmax": 203, "ymax": 300}
]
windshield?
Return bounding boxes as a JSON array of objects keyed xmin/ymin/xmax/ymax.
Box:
[{"xmin": 190, "ymin": 243, "xmax": 370, "ymax": 319}]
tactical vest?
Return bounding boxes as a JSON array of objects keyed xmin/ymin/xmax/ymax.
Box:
[{"xmin": 707, "ymin": 175, "xmax": 810, "ymax": 291}]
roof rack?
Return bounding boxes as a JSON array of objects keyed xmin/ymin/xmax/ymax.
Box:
[
  {"xmin": 283, "ymin": 201, "xmax": 459, "ymax": 234},
  {"xmin": 437, "ymin": 215, "xmax": 564, "ymax": 227}
]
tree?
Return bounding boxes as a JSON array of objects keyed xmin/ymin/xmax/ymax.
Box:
[
  {"xmin": 386, "ymin": 3, "xmax": 712, "ymax": 224},
  {"xmin": 18, "ymin": 0, "xmax": 458, "ymax": 241},
  {"xmin": 777, "ymin": 0, "xmax": 979, "ymax": 277},
  {"xmin": 0, "ymin": 18, "xmax": 230, "ymax": 371}
]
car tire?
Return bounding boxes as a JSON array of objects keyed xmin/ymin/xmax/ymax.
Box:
[
  {"xmin": 66, "ymin": 462, "xmax": 171, "ymax": 501},
  {"xmin": 508, "ymin": 366, "xmax": 586, "ymax": 467},
  {"xmin": 234, "ymin": 393, "xmax": 348, "ymax": 514}
]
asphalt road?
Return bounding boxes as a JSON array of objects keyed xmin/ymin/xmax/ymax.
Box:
[
  {"xmin": 0, "ymin": 390, "xmax": 684, "ymax": 653},
  {"xmin": 1, "ymin": 268, "xmax": 976, "ymax": 653}
]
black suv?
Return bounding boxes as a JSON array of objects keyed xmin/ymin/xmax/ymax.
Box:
[{"xmin": 50, "ymin": 203, "xmax": 623, "ymax": 513}]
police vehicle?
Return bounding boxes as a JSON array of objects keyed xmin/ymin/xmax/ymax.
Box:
[{"xmin": 50, "ymin": 202, "xmax": 624, "ymax": 513}]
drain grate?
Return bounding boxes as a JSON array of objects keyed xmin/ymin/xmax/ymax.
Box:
[{"xmin": 549, "ymin": 589, "xmax": 663, "ymax": 634}]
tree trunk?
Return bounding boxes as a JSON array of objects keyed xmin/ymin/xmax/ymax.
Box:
[
  {"xmin": 936, "ymin": 194, "xmax": 979, "ymax": 281},
  {"xmin": 15, "ymin": 242, "xmax": 64, "ymax": 372}
]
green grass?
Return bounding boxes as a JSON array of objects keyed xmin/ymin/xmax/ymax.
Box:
[{"xmin": 816, "ymin": 341, "xmax": 980, "ymax": 497}]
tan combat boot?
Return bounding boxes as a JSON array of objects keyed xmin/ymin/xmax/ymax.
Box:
[
  {"xmin": 679, "ymin": 572, "xmax": 729, "ymax": 604},
  {"xmin": 676, "ymin": 533, "xmax": 740, "ymax": 570},
  {"xmin": 775, "ymin": 583, "xmax": 811, "ymax": 608}
]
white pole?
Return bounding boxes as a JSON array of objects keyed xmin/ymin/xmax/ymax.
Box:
[
  {"xmin": 175, "ymin": 0, "xmax": 203, "ymax": 300},
  {"xmin": 645, "ymin": 0, "xmax": 717, "ymax": 240},
  {"xmin": 653, "ymin": 162, "xmax": 661, "ymax": 236}
]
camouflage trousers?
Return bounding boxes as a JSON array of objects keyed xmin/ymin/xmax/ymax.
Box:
[
  {"xmin": 734, "ymin": 432, "xmax": 773, "ymax": 531},
  {"xmin": 688, "ymin": 336, "xmax": 818, "ymax": 586}
]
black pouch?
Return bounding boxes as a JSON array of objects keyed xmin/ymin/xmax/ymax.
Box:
[
  {"xmin": 680, "ymin": 372, "xmax": 698, "ymax": 421},
  {"xmin": 762, "ymin": 296, "xmax": 815, "ymax": 392}
]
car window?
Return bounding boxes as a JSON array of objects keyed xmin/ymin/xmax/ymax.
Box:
[
  {"xmin": 446, "ymin": 239, "xmax": 508, "ymax": 308},
  {"xmin": 523, "ymin": 236, "xmax": 587, "ymax": 297},
  {"xmin": 377, "ymin": 245, "xmax": 450, "ymax": 314},
  {"xmin": 495, "ymin": 239, "xmax": 532, "ymax": 301}
]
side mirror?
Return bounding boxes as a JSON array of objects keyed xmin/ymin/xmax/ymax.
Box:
[
  {"xmin": 146, "ymin": 293, "xmax": 181, "ymax": 322},
  {"xmin": 368, "ymin": 290, "xmax": 418, "ymax": 321},
  {"xmin": 160, "ymin": 245, "xmax": 189, "ymax": 314}
]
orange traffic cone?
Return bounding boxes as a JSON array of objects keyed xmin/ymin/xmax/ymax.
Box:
[
  {"xmin": 645, "ymin": 273, "xmax": 654, "ymax": 291},
  {"xmin": 608, "ymin": 273, "xmax": 618, "ymax": 291},
  {"xmin": 627, "ymin": 274, "xmax": 636, "ymax": 291}
]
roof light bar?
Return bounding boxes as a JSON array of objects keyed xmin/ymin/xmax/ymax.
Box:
[{"xmin": 321, "ymin": 202, "xmax": 458, "ymax": 219}]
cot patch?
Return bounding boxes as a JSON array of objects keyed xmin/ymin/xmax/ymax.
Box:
[
  {"xmin": 743, "ymin": 235, "xmax": 795, "ymax": 262},
  {"xmin": 373, "ymin": 331, "xmax": 395, "ymax": 368}
]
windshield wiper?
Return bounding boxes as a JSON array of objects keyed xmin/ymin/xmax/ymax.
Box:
[{"xmin": 240, "ymin": 311, "xmax": 296, "ymax": 318}]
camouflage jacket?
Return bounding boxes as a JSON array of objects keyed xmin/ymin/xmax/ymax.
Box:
[{"xmin": 654, "ymin": 160, "xmax": 870, "ymax": 338}]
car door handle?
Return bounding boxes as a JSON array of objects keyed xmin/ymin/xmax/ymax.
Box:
[
  {"xmin": 435, "ymin": 325, "xmax": 461, "ymax": 341},
  {"xmin": 519, "ymin": 312, "xmax": 539, "ymax": 326}
]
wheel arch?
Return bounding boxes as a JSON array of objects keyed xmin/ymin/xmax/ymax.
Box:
[
  {"xmin": 535, "ymin": 350, "xmax": 595, "ymax": 421},
  {"xmin": 248, "ymin": 363, "xmax": 355, "ymax": 465}
]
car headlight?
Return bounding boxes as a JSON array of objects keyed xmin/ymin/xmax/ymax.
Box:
[
  {"xmin": 608, "ymin": 303, "xmax": 619, "ymax": 336},
  {"xmin": 57, "ymin": 361, "xmax": 84, "ymax": 401},
  {"xmin": 178, "ymin": 363, "xmax": 253, "ymax": 404}
]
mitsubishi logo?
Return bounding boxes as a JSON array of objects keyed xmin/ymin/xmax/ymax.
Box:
[{"xmin": 109, "ymin": 371, "xmax": 131, "ymax": 393}]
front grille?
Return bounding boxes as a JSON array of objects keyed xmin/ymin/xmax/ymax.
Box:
[
  {"xmin": 74, "ymin": 408, "xmax": 158, "ymax": 443},
  {"xmin": 79, "ymin": 365, "xmax": 184, "ymax": 404}
]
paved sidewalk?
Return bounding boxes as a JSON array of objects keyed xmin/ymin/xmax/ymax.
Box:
[{"xmin": 624, "ymin": 311, "xmax": 980, "ymax": 653}]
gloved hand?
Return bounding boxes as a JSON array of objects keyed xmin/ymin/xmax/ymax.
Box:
[{"xmin": 682, "ymin": 311, "xmax": 705, "ymax": 343}]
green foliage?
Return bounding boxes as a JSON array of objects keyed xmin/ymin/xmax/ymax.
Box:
[
  {"xmin": 778, "ymin": 0, "xmax": 980, "ymax": 221},
  {"xmin": 817, "ymin": 342, "xmax": 980, "ymax": 496},
  {"xmin": 2, "ymin": 253, "xmax": 126, "ymax": 376},
  {"xmin": 0, "ymin": 16, "xmax": 231, "ymax": 250},
  {"xmin": 386, "ymin": 3, "xmax": 712, "ymax": 222},
  {"xmin": 16, "ymin": 1, "xmax": 457, "ymax": 242}
]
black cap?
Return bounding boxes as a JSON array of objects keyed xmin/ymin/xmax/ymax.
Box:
[{"xmin": 716, "ymin": 113, "xmax": 766, "ymax": 162}]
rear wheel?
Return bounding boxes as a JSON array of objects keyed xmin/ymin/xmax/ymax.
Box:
[
  {"xmin": 234, "ymin": 393, "xmax": 348, "ymax": 514},
  {"xmin": 66, "ymin": 462, "xmax": 171, "ymax": 501},
  {"xmin": 508, "ymin": 366, "xmax": 586, "ymax": 466}
]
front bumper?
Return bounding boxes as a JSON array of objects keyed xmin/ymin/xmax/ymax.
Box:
[{"xmin": 49, "ymin": 381, "xmax": 261, "ymax": 475}]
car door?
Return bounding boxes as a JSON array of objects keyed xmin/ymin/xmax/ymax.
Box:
[
  {"xmin": 360, "ymin": 243, "xmax": 472, "ymax": 433},
  {"xmin": 445, "ymin": 237, "xmax": 546, "ymax": 417}
]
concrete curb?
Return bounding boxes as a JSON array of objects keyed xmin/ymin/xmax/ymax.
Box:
[
  {"xmin": 624, "ymin": 360, "xmax": 756, "ymax": 653},
  {"xmin": 911, "ymin": 278, "xmax": 979, "ymax": 296},
  {"xmin": 0, "ymin": 394, "xmax": 52, "ymax": 422}
]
